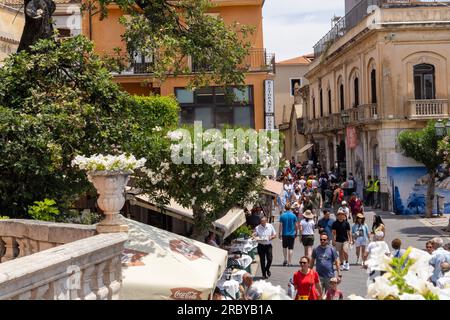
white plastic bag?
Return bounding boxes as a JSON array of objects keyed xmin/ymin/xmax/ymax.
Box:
[{"xmin": 287, "ymin": 279, "xmax": 297, "ymax": 299}]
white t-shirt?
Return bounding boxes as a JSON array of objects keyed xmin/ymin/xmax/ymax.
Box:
[
  {"xmin": 299, "ymin": 179, "xmax": 306, "ymax": 190},
  {"xmin": 300, "ymin": 219, "xmax": 315, "ymax": 236},
  {"xmin": 366, "ymin": 241, "xmax": 390, "ymax": 257},
  {"xmin": 284, "ymin": 183, "xmax": 293, "ymax": 192},
  {"xmin": 254, "ymin": 223, "xmax": 276, "ymax": 245}
]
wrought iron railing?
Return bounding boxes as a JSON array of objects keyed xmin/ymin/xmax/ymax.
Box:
[
  {"xmin": 348, "ymin": 103, "xmax": 379, "ymax": 123},
  {"xmin": 313, "ymin": 0, "xmax": 450, "ymax": 58},
  {"xmin": 192, "ymin": 48, "xmax": 275, "ymax": 73}
]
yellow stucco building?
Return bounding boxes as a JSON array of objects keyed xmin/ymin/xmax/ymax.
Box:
[
  {"xmin": 302, "ymin": 0, "xmax": 450, "ymax": 211},
  {"xmin": 83, "ymin": 0, "xmax": 274, "ymax": 130}
]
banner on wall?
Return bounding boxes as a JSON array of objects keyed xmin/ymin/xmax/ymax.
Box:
[
  {"xmin": 346, "ymin": 126, "xmax": 358, "ymax": 149},
  {"xmin": 264, "ymin": 79, "xmax": 275, "ymax": 130}
]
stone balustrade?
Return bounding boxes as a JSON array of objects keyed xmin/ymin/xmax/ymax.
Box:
[
  {"xmin": 0, "ymin": 220, "xmax": 127, "ymax": 300},
  {"xmin": 408, "ymin": 99, "xmax": 449, "ymax": 119},
  {"xmin": 348, "ymin": 104, "xmax": 379, "ymax": 124},
  {"xmin": 0, "ymin": 219, "xmax": 96, "ymax": 262}
]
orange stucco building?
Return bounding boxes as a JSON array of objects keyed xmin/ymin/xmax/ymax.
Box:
[{"xmin": 82, "ymin": 0, "xmax": 274, "ymax": 130}]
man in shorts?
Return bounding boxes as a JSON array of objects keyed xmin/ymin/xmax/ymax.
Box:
[
  {"xmin": 279, "ymin": 203, "xmax": 298, "ymax": 267},
  {"xmin": 332, "ymin": 210, "xmax": 352, "ymax": 271},
  {"xmin": 310, "ymin": 232, "xmax": 341, "ymax": 294}
]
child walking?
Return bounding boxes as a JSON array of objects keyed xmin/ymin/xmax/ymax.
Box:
[{"xmin": 325, "ymin": 277, "xmax": 343, "ymax": 300}]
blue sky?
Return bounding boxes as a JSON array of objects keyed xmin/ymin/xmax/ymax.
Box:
[{"xmin": 263, "ymin": 0, "xmax": 345, "ymax": 61}]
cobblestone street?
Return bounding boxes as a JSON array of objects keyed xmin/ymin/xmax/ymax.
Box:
[{"xmin": 252, "ymin": 209, "xmax": 450, "ymax": 298}]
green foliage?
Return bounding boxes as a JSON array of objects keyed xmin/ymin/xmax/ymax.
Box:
[
  {"xmin": 1, "ymin": 26, "xmax": 266, "ymax": 240},
  {"xmin": 60, "ymin": 209, "xmax": 102, "ymax": 225},
  {"xmin": 132, "ymin": 95, "xmax": 179, "ymax": 129},
  {"xmin": 232, "ymin": 224, "xmax": 253, "ymax": 239},
  {"xmin": 28, "ymin": 199, "xmax": 60, "ymax": 222},
  {"xmin": 0, "ymin": 36, "xmax": 180, "ymax": 217},
  {"xmin": 398, "ymin": 121, "xmax": 443, "ymax": 172},
  {"xmin": 134, "ymin": 125, "xmax": 278, "ymax": 239},
  {"xmin": 0, "ymin": 216, "xmax": 9, "ymax": 220}
]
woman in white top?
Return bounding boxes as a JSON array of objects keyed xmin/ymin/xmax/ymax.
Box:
[
  {"xmin": 299, "ymin": 210, "xmax": 316, "ymax": 260},
  {"xmin": 363, "ymin": 231, "xmax": 390, "ymax": 283}
]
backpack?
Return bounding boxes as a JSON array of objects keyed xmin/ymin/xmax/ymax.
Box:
[
  {"xmin": 337, "ymin": 189, "xmax": 344, "ymax": 202},
  {"xmin": 320, "ymin": 178, "xmax": 328, "ymax": 190}
]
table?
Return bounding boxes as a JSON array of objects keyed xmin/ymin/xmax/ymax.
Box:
[
  {"xmin": 229, "ymin": 238, "xmax": 258, "ymax": 254},
  {"xmin": 216, "ymin": 278, "xmax": 240, "ymax": 300},
  {"xmin": 228, "ymin": 253, "xmax": 253, "ymax": 270}
]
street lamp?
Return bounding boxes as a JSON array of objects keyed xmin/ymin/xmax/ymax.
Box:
[
  {"xmin": 435, "ymin": 119, "xmax": 445, "ymax": 138},
  {"xmin": 341, "ymin": 112, "xmax": 350, "ymax": 126},
  {"xmin": 446, "ymin": 118, "xmax": 450, "ymax": 136}
]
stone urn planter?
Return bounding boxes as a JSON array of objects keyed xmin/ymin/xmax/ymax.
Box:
[{"xmin": 88, "ymin": 171, "xmax": 130, "ymax": 233}]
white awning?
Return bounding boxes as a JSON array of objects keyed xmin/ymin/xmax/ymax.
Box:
[
  {"xmin": 262, "ymin": 179, "xmax": 283, "ymax": 196},
  {"xmin": 296, "ymin": 143, "xmax": 314, "ymax": 154},
  {"xmin": 129, "ymin": 193, "xmax": 246, "ymax": 238},
  {"xmin": 122, "ymin": 218, "xmax": 228, "ymax": 300},
  {"xmin": 212, "ymin": 207, "xmax": 247, "ymax": 239}
]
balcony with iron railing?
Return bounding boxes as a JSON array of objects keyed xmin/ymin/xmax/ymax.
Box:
[
  {"xmin": 348, "ymin": 103, "xmax": 379, "ymax": 124},
  {"xmin": 313, "ymin": 0, "xmax": 450, "ymax": 58},
  {"xmin": 304, "ymin": 104, "xmax": 378, "ymax": 134},
  {"xmin": 408, "ymin": 99, "xmax": 449, "ymax": 119},
  {"xmin": 113, "ymin": 48, "xmax": 275, "ymax": 76},
  {"xmin": 192, "ymin": 48, "xmax": 275, "ymax": 73}
]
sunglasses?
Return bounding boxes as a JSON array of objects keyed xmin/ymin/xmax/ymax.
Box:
[
  {"xmin": 320, "ymin": 238, "xmax": 328, "ymax": 241},
  {"xmin": 426, "ymin": 246, "xmax": 433, "ymax": 249},
  {"xmin": 300, "ymin": 261, "xmax": 308, "ymax": 265}
]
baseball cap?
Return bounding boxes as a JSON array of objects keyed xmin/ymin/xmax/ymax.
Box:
[{"xmin": 341, "ymin": 201, "xmax": 347, "ymax": 205}]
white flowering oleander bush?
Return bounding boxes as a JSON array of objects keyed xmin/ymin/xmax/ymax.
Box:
[
  {"xmin": 350, "ymin": 246, "xmax": 450, "ymax": 300},
  {"xmin": 72, "ymin": 154, "xmax": 146, "ymax": 173},
  {"xmin": 133, "ymin": 125, "xmax": 284, "ymax": 240}
]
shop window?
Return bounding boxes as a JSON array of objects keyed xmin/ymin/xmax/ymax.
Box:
[
  {"xmin": 176, "ymin": 89, "xmax": 194, "ymax": 103},
  {"xmin": 195, "ymin": 87, "xmax": 214, "ymax": 104},
  {"xmin": 177, "ymin": 86, "xmax": 254, "ymax": 128}
]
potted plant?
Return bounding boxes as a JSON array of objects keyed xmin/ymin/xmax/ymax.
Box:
[{"xmin": 72, "ymin": 154, "xmax": 146, "ymax": 233}]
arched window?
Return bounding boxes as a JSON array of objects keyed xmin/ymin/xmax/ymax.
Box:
[
  {"xmin": 340, "ymin": 83, "xmax": 344, "ymax": 111},
  {"xmin": 320, "ymin": 88, "xmax": 324, "ymax": 117},
  {"xmin": 354, "ymin": 77, "xmax": 359, "ymax": 107},
  {"xmin": 414, "ymin": 63, "xmax": 435, "ymax": 100},
  {"xmin": 312, "ymin": 97, "xmax": 316, "ymax": 119},
  {"xmin": 328, "ymin": 89, "xmax": 332, "ymax": 114},
  {"xmin": 371, "ymin": 69, "xmax": 377, "ymax": 104}
]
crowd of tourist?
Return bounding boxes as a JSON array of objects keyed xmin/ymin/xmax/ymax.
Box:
[
  {"xmin": 211, "ymin": 159, "xmax": 450, "ymax": 300},
  {"xmin": 248, "ymin": 160, "xmax": 449, "ymax": 300}
]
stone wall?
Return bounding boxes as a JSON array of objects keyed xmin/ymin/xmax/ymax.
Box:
[
  {"xmin": 0, "ymin": 219, "xmax": 96, "ymax": 262},
  {"xmin": 0, "ymin": 233, "xmax": 127, "ymax": 300},
  {"xmin": 0, "ymin": 220, "xmax": 127, "ymax": 300}
]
